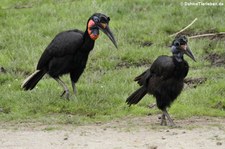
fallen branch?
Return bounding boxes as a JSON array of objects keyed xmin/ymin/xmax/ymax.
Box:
[
  {"xmin": 170, "ymin": 18, "xmax": 198, "ymax": 37},
  {"xmin": 189, "ymin": 32, "xmax": 225, "ymax": 39}
]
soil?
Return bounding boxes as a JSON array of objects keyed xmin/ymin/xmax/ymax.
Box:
[
  {"xmin": 184, "ymin": 77, "xmax": 207, "ymax": 88},
  {"xmin": 1, "ymin": 116, "xmax": 225, "ymax": 149},
  {"xmin": 128, "ymin": 40, "xmax": 153, "ymax": 47},
  {"xmin": 116, "ymin": 60, "xmax": 151, "ymax": 68},
  {"xmin": 204, "ymin": 53, "xmax": 225, "ymax": 67}
]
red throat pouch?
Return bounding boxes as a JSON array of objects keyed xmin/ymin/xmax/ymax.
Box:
[
  {"xmin": 88, "ymin": 20, "xmax": 99, "ymax": 40},
  {"xmin": 89, "ymin": 34, "xmax": 99, "ymax": 40}
]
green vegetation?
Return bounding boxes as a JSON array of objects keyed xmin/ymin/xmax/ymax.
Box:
[{"xmin": 0, "ymin": 0, "xmax": 224, "ymax": 125}]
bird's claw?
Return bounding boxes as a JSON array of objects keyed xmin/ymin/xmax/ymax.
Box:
[
  {"xmin": 160, "ymin": 119, "xmax": 167, "ymax": 126},
  {"xmin": 168, "ymin": 121, "xmax": 176, "ymax": 127},
  {"xmin": 60, "ymin": 90, "xmax": 70, "ymax": 100},
  {"xmin": 160, "ymin": 114, "xmax": 167, "ymax": 126},
  {"xmin": 160, "ymin": 119, "xmax": 176, "ymax": 127},
  {"xmin": 60, "ymin": 90, "xmax": 66, "ymax": 97}
]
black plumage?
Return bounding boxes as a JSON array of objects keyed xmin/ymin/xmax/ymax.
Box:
[
  {"xmin": 21, "ymin": 13, "xmax": 117, "ymax": 99},
  {"xmin": 126, "ymin": 36, "xmax": 196, "ymax": 126}
]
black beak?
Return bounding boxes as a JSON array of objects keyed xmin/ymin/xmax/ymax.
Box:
[
  {"xmin": 99, "ymin": 25, "xmax": 118, "ymax": 49},
  {"xmin": 184, "ymin": 45, "xmax": 196, "ymax": 62}
]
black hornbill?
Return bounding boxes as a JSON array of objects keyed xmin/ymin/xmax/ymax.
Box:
[
  {"xmin": 126, "ymin": 35, "xmax": 196, "ymax": 126},
  {"xmin": 21, "ymin": 13, "xmax": 117, "ymax": 99}
]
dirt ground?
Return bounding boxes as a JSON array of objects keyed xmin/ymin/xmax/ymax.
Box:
[{"xmin": 0, "ymin": 116, "xmax": 225, "ymax": 149}]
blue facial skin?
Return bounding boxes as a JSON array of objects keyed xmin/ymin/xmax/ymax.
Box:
[{"xmin": 171, "ymin": 45, "xmax": 184, "ymax": 62}]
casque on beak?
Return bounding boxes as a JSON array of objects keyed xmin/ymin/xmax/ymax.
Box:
[
  {"xmin": 182, "ymin": 44, "xmax": 196, "ymax": 62},
  {"xmin": 98, "ymin": 23, "xmax": 118, "ymax": 49}
]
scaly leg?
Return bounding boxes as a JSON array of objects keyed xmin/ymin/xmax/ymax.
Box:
[
  {"xmin": 54, "ymin": 78, "xmax": 70, "ymax": 100},
  {"xmin": 71, "ymin": 81, "xmax": 77, "ymax": 95},
  {"xmin": 163, "ymin": 109, "xmax": 175, "ymax": 126},
  {"xmin": 160, "ymin": 113, "xmax": 167, "ymax": 126}
]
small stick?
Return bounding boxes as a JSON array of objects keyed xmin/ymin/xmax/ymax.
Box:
[
  {"xmin": 170, "ymin": 18, "xmax": 198, "ymax": 37},
  {"xmin": 148, "ymin": 103, "xmax": 156, "ymax": 109},
  {"xmin": 189, "ymin": 32, "xmax": 225, "ymax": 39}
]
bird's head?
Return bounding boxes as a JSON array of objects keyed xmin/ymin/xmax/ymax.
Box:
[
  {"xmin": 171, "ymin": 35, "xmax": 196, "ymax": 62},
  {"xmin": 87, "ymin": 13, "xmax": 118, "ymax": 48}
]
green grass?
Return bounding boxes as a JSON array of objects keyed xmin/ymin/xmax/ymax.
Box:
[{"xmin": 0, "ymin": 0, "xmax": 225, "ymax": 125}]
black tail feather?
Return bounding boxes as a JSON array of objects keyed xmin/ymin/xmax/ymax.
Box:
[
  {"xmin": 126, "ymin": 87, "xmax": 147, "ymax": 105},
  {"xmin": 21, "ymin": 69, "xmax": 46, "ymax": 90}
]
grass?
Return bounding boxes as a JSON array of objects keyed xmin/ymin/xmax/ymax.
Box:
[{"xmin": 0, "ymin": 0, "xmax": 225, "ymax": 125}]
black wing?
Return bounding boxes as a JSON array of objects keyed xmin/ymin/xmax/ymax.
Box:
[
  {"xmin": 37, "ymin": 29, "xmax": 84, "ymax": 69},
  {"xmin": 134, "ymin": 68, "xmax": 150, "ymax": 86},
  {"xmin": 134, "ymin": 55, "xmax": 175, "ymax": 86},
  {"xmin": 150, "ymin": 55, "xmax": 175, "ymax": 79}
]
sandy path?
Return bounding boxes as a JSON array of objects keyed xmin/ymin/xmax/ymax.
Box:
[{"xmin": 0, "ymin": 116, "xmax": 225, "ymax": 149}]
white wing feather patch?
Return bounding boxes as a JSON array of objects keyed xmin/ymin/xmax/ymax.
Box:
[{"xmin": 21, "ymin": 70, "xmax": 40, "ymax": 88}]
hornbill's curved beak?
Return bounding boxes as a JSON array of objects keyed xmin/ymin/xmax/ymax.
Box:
[
  {"xmin": 98, "ymin": 23, "xmax": 118, "ymax": 49},
  {"xmin": 184, "ymin": 45, "xmax": 196, "ymax": 62}
]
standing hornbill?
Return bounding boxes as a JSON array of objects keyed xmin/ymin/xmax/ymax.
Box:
[
  {"xmin": 21, "ymin": 13, "xmax": 117, "ymax": 99},
  {"xmin": 126, "ymin": 35, "xmax": 196, "ymax": 126}
]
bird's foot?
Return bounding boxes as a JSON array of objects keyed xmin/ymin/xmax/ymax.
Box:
[
  {"xmin": 166, "ymin": 114, "xmax": 175, "ymax": 127},
  {"xmin": 160, "ymin": 119, "xmax": 167, "ymax": 126},
  {"xmin": 162, "ymin": 109, "xmax": 176, "ymax": 127},
  {"xmin": 160, "ymin": 114, "xmax": 167, "ymax": 126},
  {"xmin": 60, "ymin": 90, "xmax": 70, "ymax": 100},
  {"xmin": 160, "ymin": 118, "xmax": 167, "ymax": 126},
  {"xmin": 168, "ymin": 121, "xmax": 181, "ymax": 128},
  {"xmin": 160, "ymin": 119, "xmax": 176, "ymax": 127},
  {"xmin": 167, "ymin": 120, "xmax": 176, "ymax": 127}
]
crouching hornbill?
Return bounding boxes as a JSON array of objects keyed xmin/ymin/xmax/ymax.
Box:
[
  {"xmin": 126, "ymin": 35, "xmax": 196, "ymax": 126},
  {"xmin": 21, "ymin": 13, "xmax": 117, "ymax": 99}
]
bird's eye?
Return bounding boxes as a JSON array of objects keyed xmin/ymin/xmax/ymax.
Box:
[
  {"xmin": 174, "ymin": 41, "xmax": 180, "ymax": 46},
  {"xmin": 93, "ymin": 16, "xmax": 100, "ymax": 23}
]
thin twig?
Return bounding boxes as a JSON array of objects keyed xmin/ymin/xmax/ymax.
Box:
[
  {"xmin": 170, "ymin": 18, "xmax": 198, "ymax": 37},
  {"xmin": 189, "ymin": 32, "xmax": 225, "ymax": 39}
]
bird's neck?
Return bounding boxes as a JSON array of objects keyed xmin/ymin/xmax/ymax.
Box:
[
  {"xmin": 172, "ymin": 54, "xmax": 189, "ymax": 79},
  {"xmin": 81, "ymin": 30, "xmax": 95, "ymax": 53},
  {"xmin": 172, "ymin": 52, "xmax": 184, "ymax": 63},
  {"xmin": 171, "ymin": 46, "xmax": 184, "ymax": 63}
]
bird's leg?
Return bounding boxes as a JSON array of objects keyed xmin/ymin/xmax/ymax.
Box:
[
  {"xmin": 163, "ymin": 109, "xmax": 175, "ymax": 126},
  {"xmin": 71, "ymin": 81, "xmax": 77, "ymax": 95},
  {"xmin": 160, "ymin": 113, "xmax": 167, "ymax": 126},
  {"xmin": 54, "ymin": 78, "xmax": 70, "ymax": 100}
]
